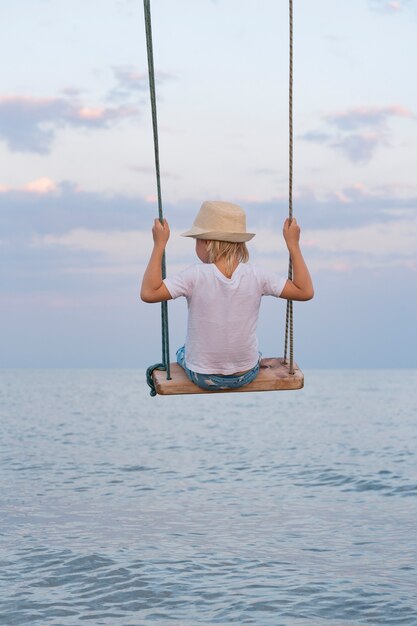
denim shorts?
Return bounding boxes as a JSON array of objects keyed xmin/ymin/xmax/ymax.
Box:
[{"xmin": 176, "ymin": 345, "xmax": 260, "ymax": 391}]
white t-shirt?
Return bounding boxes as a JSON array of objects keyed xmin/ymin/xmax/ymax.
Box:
[{"xmin": 164, "ymin": 262, "xmax": 287, "ymax": 375}]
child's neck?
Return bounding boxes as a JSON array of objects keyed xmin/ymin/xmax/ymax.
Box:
[{"xmin": 214, "ymin": 257, "xmax": 239, "ymax": 279}]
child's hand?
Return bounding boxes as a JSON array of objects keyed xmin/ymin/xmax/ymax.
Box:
[
  {"xmin": 283, "ymin": 217, "xmax": 300, "ymax": 249},
  {"xmin": 152, "ymin": 218, "xmax": 170, "ymax": 248}
]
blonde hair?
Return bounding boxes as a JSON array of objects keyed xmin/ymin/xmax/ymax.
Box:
[{"xmin": 206, "ymin": 240, "xmax": 249, "ymax": 278}]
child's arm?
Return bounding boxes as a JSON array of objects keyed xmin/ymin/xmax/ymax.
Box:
[
  {"xmin": 140, "ymin": 219, "xmax": 172, "ymax": 303},
  {"xmin": 280, "ymin": 218, "xmax": 314, "ymax": 301}
]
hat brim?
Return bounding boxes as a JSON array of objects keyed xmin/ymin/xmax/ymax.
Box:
[{"xmin": 181, "ymin": 228, "xmax": 255, "ymax": 243}]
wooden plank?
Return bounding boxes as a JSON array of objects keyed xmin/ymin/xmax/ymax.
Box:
[{"xmin": 152, "ymin": 358, "xmax": 304, "ymax": 395}]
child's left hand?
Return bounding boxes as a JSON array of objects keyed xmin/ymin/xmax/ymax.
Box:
[{"xmin": 152, "ymin": 218, "xmax": 170, "ymax": 247}]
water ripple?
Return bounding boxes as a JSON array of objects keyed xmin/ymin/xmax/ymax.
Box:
[{"xmin": 0, "ymin": 368, "xmax": 416, "ymax": 625}]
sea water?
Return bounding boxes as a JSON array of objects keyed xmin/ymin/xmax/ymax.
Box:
[{"xmin": 0, "ymin": 369, "xmax": 416, "ymax": 625}]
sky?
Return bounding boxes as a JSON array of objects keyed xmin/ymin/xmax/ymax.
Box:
[{"xmin": 1, "ymin": 0, "xmax": 416, "ymax": 369}]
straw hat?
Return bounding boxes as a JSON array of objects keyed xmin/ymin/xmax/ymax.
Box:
[{"xmin": 181, "ymin": 201, "xmax": 255, "ymax": 243}]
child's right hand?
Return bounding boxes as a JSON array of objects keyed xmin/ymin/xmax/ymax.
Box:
[
  {"xmin": 283, "ymin": 217, "xmax": 300, "ymax": 249},
  {"xmin": 152, "ymin": 218, "xmax": 170, "ymax": 247}
]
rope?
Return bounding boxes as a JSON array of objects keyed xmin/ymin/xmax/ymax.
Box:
[
  {"xmin": 146, "ymin": 363, "xmax": 165, "ymax": 397},
  {"xmin": 143, "ymin": 0, "xmax": 296, "ymax": 391},
  {"xmin": 143, "ymin": 0, "xmax": 171, "ymax": 392},
  {"xmin": 284, "ymin": 0, "xmax": 295, "ymax": 375}
]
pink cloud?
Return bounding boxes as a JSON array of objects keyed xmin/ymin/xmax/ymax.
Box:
[
  {"xmin": 335, "ymin": 191, "xmax": 351, "ymax": 204},
  {"xmin": 108, "ymin": 66, "xmax": 175, "ymax": 102},
  {"xmin": 23, "ymin": 177, "xmax": 57, "ymax": 194},
  {"xmin": 330, "ymin": 262, "xmax": 351, "ymax": 272},
  {"xmin": 326, "ymin": 105, "xmax": 414, "ymax": 131},
  {"xmin": 371, "ymin": 0, "xmax": 403, "ymax": 12},
  {"xmin": 303, "ymin": 103, "xmax": 414, "ymax": 163},
  {"xmin": 77, "ymin": 107, "xmax": 106, "ymax": 121},
  {"xmin": 0, "ymin": 177, "xmax": 77, "ymax": 195},
  {"xmin": 0, "ymin": 94, "xmax": 138, "ymax": 154},
  {"xmin": 0, "ymin": 95, "xmax": 56, "ymax": 107}
]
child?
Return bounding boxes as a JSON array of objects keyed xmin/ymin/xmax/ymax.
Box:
[{"xmin": 141, "ymin": 201, "xmax": 313, "ymax": 391}]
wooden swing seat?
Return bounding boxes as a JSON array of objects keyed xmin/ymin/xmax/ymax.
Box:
[{"xmin": 152, "ymin": 357, "xmax": 303, "ymax": 395}]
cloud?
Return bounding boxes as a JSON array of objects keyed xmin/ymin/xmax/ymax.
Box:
[
  {"xmin": 2, "ymin": 176, "xmax": 417, "ymax": 247},
  {"xmin": 34, "ymin": 228, "xmax": 152, "ymax": 264},
  {"xmin": 307, "ymin": 219, "xmax": 417, "ymax": 260},
  {"xmin": 332, "ymin": 133, "xmax": 384, "ymax": 163},
  {"xmin": 107, "ymin": 66, "xmax": 148, "ymax": 102},
  {"xmin": 108, "ymin": 65, "xmax": 176, "ymax": 102},
  {"xmin": 32, "ymin": 225, "xmax": 194, "ymax": 266},
  {"xmin": 0, "ymin": 63, "xmax": 177, "ymax": 154},
  {"xmin": 253, "ymin": 216, "xmax": 417, "ymax": 273},
  {"xmin": 0, "ymin": 94, "xmax": 137, "ymax": 154},
  {"xmin": 59, "ymin": 87, "xmax": 84, "ymax": 97},
  {"xmin": 0, "ymin": 177, "xmax": 58, "ymax": 195},
  {"xmin": 370, "ymin": 0, "xmax": 404, "ymax": 12},
  {"xmin": 23, "ymin": 178, "xmax": 416, "ymax": 274},
  {"xmin": 23, "ymin": 177, "xmax": 58, "ymax": 194},
  {"xmin": 325, "ymin": 105, "xmax": 413, "ymax": 131},
  {"xmin": 31, "ymin": 212, "xmax": 417, "ymax": 277},
  {"xmin": 302, "ymin": 104, "xmax": 414, "ymax": 163},
  {"xmin": 301, "ymin": 131, "xmax": 331, "ymax": 144}
]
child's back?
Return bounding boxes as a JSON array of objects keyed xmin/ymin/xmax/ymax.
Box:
[{"xmin": 164, "ymin": 262, "xmax": 287, "ymax": 375}]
